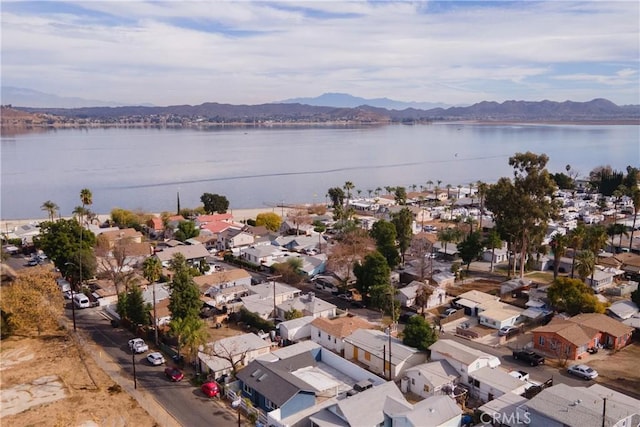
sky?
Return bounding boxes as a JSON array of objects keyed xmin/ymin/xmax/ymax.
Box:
[{"xmin": 1, "ymin": 0, "xmax": 639, "ymax": 107}]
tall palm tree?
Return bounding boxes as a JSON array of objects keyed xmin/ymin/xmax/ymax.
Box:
[
  {"xmin": 41, "ymin": 200, "xmax": 59, "ymax": 222},
  {"xmin": 629, "ymin": 188, "xmax": 640, "ymax": 251},
  {"xmin": 550, "ymin": 233, "xmax": 568, "ymax": 279},
  {"xmin": 343, "ymin": 181, "xmax": 355, "ymax": 201},
  {"xmin": 584, "ymin": 225, "xmax": 607, "ymax": 286},
  {"xmin": 79, "ymin": 188, "xmax": 93, "ymax": 227},
  {"xmin": 375, "ymin": 187, "xmax": 382, "ymax": 196},
  {"xmin": 143, "ymin": 257, "xmax": 163, "ymax": 345},
  {"xmin": 446, "ymin": 184, "xmax": 452, "ymax": 199},
  {"xmin": 169, "ymin": 316, "xmax": 207, "ymax": 364},
  {"xmin": 569, "ymin": 224, "xmax": 586, "ymax": 278},
  {"xmin": 476, "ymin": 181, "xmax": 487, "ymax": 231},
  {"xmin": 426, "ymin": 180, "xmax": 433, "ymax": 191},
  {"xmin": 457, "ymin": 185, "xmax": 462, "ymax": 199}
]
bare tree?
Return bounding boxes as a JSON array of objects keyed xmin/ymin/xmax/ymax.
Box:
[
  {"xmin": 326, "ymin": 229, "xmax": 375, "ymax": 285},
  {"xmin": 202, "ymin": 338, "xmax": 253, "ymax": 377},
  {"xmin": 95, "ymin": 235, "xmax": 139, "ymax": 297}
]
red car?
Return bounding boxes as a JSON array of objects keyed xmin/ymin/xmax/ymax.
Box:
[
  {"xmin": 201, "ymin": 381, "xmax": 220, "ymax": 398},
  {"xmin": 164, "ymin": 366, "xmax": 184, "ymax": 382}
]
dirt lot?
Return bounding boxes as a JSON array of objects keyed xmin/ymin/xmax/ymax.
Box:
[
  {"xmin": 587, "ymin": 341, "xmax": 640, "ymax": 399},
  {"xmin": 0, "ymin": 333, "xmax": 157, "ymax": 427},
  {"xmin": 447, "ymin": 279, "xmax": 502, "ymax": 296}
]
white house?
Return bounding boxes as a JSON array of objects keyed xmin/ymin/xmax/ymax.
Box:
[
  {"xmin": 276, "ymin": 292, "xmax": 336, "ymax": 321},
  {"xmin": 397, "ymin": 282, "xmax": 446, "ymax": 310},
  {"xmin": 241, "ymin": 281, "xmax": 302, "ymax": 319},
  {"xmin": 310, "ymin": 316, "xmax": 374, "ymax": 354},
  {"xmin": 240, "ymin": 245, "xmax": 284, "ymax": 266},
  {"xmin": 384, "ymin": 394, "xmax": 462, "ymax": 427},
  {"xmin": 428, "ymin": 339, "xmax": 500, "ymax": 385},
  {"xmin": 404, "ymin": 360, "xmax": 459, "ymax": 399},
  {"xmin": 467, "ymin": 366, "xmax": 528, "ymax": 402},
  {"xmin": 197, "ymin": 333, "xmax": 271, "ymax": 380},
  {"xmin": 454, "ymin": 290, "xmax": 500, "ymax": 317},
  {"xmin": 278, "ymin": 316, "xmax": 315, "ymax": 343},
  {"xmin": 343, "ymin": 329, "xmax": 427, "ymax": 380},
  {"xmin": 478, "ymin": 304, "xmax": 524, "ymax": 330}
]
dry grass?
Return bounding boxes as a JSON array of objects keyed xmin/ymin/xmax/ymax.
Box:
[{"xmin": 0, "ymin": 333, "xmax": 157, "ymax": 427}]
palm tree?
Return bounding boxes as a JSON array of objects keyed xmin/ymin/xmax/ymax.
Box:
[
  {"xmin": 584, "ymin": 225, "xmax": 607, "ymax": 286},
  {"xmin": 79, "ymin": 188, "xmax": 93, "ymax": 227},
  {"xmin": 457, "ymin": 185, "xmax": 462, "ymax": 199},
  {"xmin": 367, "ymin": 189, "xmax": 373, "ymax": 198},
  {"xmin": 550, "ymin": 233, "xmax": 568, "ymax": 279},
  {"xmin": 41, "ymin": 200, "xmax": 59, "ymax": 222},
  {"xmin": 629, "ymin": 188, "xmax": 640, "ymax": 251},
  {"xmin": 437, "ymin": 227, "xmax": 462, "ymax": 257},
  {"xmin": 575, "ymin": 250, "xmax": 596, "ymax": 282},
  {"xmin": 568, "ymin": 224, "xmax": 586, "ymax": 278},
  {"xmin": 446, "ymin": 184, "xmax": 452, "ymax": 199},
  {"xmin": 343, "ymin": 181, "xmax": 355, "ymax": 200},
  {"xmin": 426, "ymin": 180, "xmax": 433, "ymax": 191},
  {"xmin": 375, "ymin": 187, "xmax": 382, "ymax": 196},
  {"xmin": 169, "ymin": 316, "xmax": 207, "ymax": 366},
  {"xmin": 411, "ymin": 184, "xmax": 417, "ymax": 193},
  {"xmin": 476, "ymin": 181, "xmax": 487, "ymax": 231},
  {"xmin": 143, "ymin": 257, "xmax": 163, "ymax": 345}
]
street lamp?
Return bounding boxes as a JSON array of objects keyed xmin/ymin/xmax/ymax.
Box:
[{"xmin": 64, "ymin": 262, "xmax": 78, "ymax": 331}]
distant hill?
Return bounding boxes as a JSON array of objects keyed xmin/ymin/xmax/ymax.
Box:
[
  {"xmin": 280, "ymin": 92, "xmax": 449, "ymax": 110},
  {"xmin": 11, "ymin": 98, "xmax": 640, "ymax": 124},
  {"xmin": 0, "ymin": 86, "xmax": 152, "ymax": 108}
]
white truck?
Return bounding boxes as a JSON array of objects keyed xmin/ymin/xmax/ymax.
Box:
[{"xmin": 128, "ymin": 338, "xmax": 149, "ymax": 354}]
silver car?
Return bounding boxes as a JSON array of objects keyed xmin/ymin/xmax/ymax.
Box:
[
  {"xmin": 567, "ymin": 364, "xmax": 598, "ymax": 380},
  {"xmin": 147, "ymin": 352, "xmax": 165, "ymax": 366}
]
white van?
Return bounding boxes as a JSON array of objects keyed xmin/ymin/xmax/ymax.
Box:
[{"xmin": 73, "ymin": 293, "xmax": 91, "ymax": 309}]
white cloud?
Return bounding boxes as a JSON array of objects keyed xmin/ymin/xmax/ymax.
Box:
[{"xmin": 1, "ymin": 0, "xmax": 638, "ymax": 105}]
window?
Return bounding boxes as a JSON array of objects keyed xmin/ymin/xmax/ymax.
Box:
[
  {"xmin": 318, "ymin": 330, "xmax": 321, "ymax": 338},
  {"xmin": 411, "ymin": 378, "xmax": 415, "ymax": 385},
  {"xmin": 423, "ymin": 384, "xmax": 430, "ymax": 392},
  {"xmin": 538, "ymin": 336, "xmax": 545, "ymax": 346},
  {"xmin": 364, "ymin": 351, "xmax": 371, "ymax": 361},
  {"xmin": 265, "ymin": 398, "xmax": 278, "ymax": 410},
  {"xmin": 334, "ymin": 338, "xmax": 337, "ymax": 344},
  {"xmin": 327, "ymin": 335, "xmax": 331, "ymax": 341},
  {"xmin": 243, "ymin": 383, "xmax": 252, "ymax": 395}
]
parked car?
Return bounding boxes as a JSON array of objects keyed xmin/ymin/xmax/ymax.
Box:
[
  {"xmin": 498, "ymin": 325, "xmax": 519, "ymax": 337},
  {"xmin": 128, "ymin": 338, "xmax": 149, "ymax": 354},
  {"xmin": 441, "ymin": 308, "xmax": 457, "ymax": 318},
  {"xmin": 146, "ymin": 352, "xmax": 165, "ymax": 366},
  {"xmin": 567, "ymin": 364, "xmax": 598, "ymax": 380},
  {"xmin": 512, "ymin": 350, "xmax": 545, "ymax": 366},
  {"xmin": 164, "ymin": 366, "xmax": 185, "ymax": 382},
  {"xmin": 201, "ymin": 381, "xmax": 220, "ymax": 398}
]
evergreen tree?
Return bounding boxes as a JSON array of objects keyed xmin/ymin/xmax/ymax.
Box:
[
  {"xmin": 168, "ymin": 254, "xmax": 202, "ymax": 321},
  {"xmin": 402, "ymin": 315, "xmax": 438, "ymax": 351}
]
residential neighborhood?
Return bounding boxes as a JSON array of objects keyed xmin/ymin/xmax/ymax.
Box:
[{"xmin": 2, "ymin": 164, "xmax": 640, "ymax": 427}]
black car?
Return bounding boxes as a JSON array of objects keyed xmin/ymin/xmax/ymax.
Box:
[{"xmin": 512, "ymin": 350, "xmax": 545, "ymax": 366}]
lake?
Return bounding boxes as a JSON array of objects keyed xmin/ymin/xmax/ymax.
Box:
[{"xmin": 1, "ymin": 123, "xmax": 638, "ymax": 219}]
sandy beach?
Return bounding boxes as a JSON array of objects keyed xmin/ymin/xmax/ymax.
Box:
[{"xmin": 0, "ymin": 206, "xmax": 301, "ymax": 235}]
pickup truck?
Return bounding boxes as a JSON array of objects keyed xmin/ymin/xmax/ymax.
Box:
[{"xmin": 512, "ymin": 350, "xmax": 545, "ymax": 366}]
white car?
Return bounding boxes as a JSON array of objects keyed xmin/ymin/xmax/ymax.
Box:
[
  {"xmin": 128, "ymin": 338, "xmax": 149, "ymax": 354},
  {"xmin": 567, "ymin": 364, "xmax": 598, "ymax": 380},
  {"xmin": 147, "ymin": 352, "xmax": 165, "ymax": 366}
]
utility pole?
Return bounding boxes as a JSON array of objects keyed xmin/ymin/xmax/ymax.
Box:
[
  {"xmin": 601, "ymin": 397, "xmax": 607, "ymax": 427},
  {"xmin": 267, "ymin": 275, "xmax": 282, "ymax": 322},
  {"xmin": 153, "ymin": 283, "xmax": 159, "ymax": 346},
  {"xmin": 132, "ymin": 346, "xmax": 137, "ymax": 389}
]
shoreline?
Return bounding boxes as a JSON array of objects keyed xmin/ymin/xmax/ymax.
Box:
[{"xmin": 0, "ymin": 206, "xmax": 300, "ymax": 234}]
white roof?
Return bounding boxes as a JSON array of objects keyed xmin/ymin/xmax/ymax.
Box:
[
  {"xmin": 429, "ymin": 339, "xmax": 500, "ymax": 368},
  {"xmin": 344, "ymin": 329, "xmax": 421, "ymax": 364},
  {"xmin": 479, "ymin": 305, "xmax": 523, "ymax": 322},
  {"xmin": 471, "ymin": 366, "xmax": 527, "ymax": 393}
]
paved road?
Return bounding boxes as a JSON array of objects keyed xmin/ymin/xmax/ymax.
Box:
[{"xmin": 71, "ymin": 305, "xmax": 240, "ymax": 427}]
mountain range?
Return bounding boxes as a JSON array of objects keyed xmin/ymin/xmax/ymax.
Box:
[
  {"xmin": 2, "ymin": 87, "xmax": 639, "ymax": 123},
  {"xmin": 280, "ymin": 92, "xmax": 450, "ymax": 110}
]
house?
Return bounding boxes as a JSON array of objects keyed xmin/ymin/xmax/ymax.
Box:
[
  {"xmin": 403, "ymin": 360, "xmax": 459, "ymax": 398},
  {"xmin": 382, "ymin": 394, "xmax": 462, "ymax": 427},
  {"xmin": 343, "ymin": 329, "xmax": 427, "ymax": 380},
  {"xmin": 397, "ymin": 281, "xmax": 446, "ymax": 310},
  {"xmin": 98, "ymin": 228, "xmax": 143, "ymax": 248},
  {"xmin": 193, "ymin": 268, "xmax": 252, "ymax": 306},
  {"xmin": 154, "ymin": 244, "xmax": 210, "ymax": 267},
  {"xmin": 278, "ymin": 316, "xmax": 315, "ymax": 343},
  {"xmin": 241, "ymin": 281, "xmax": 302, "ymax": 319},
  {"xmin": 584, "ymin": 267, "xmax": 616, "ymax": 292},
  {"xmin": 478, "ymin": 304, "xmax": 524, "ymax": 330},
  {"xmin": 428, "ymin": 339, "xmax": 500, "ymax": 385},
  {"xmin": 146, "ymin": 217, "xmax": 164, "ymax": 236},
  {"xmin": 197, "ymin": 333, "xmax": 272, "ymax": 380},
  {"xmin": 217, "ymin": 228, "xmax": 254, "ymax": 252},
  {"xmin": 532, "ymin": 314, "xmax": 633, "ymax": 359},
  {"xmin": 607, "ymin": 300, "xmax": 639, "ymax": 321},
  {"xmin": 276, "ymin": 292, "xmax": 336, "ymax": 321},
  {"xmin": 279, "ymin": 220, "xmax": 315, "ymax": 236},
  {"xmin": 454, "ymin": 290, "xmax": 500, "ymax": 317},
  {"xmin": 477, "ymin": 392, "xmax": 529, "ymax": 427},
  {"xmin": 431, "ymin": 272, "xmax": 456, "ymax": 289},
  {"xmin": 524, "ymin": 383, "xmax": 640, "ymax": 427},
  {"xmin": 234, "ymin": 341, "xmax": 386, "ymax": 426},
  {"xmin": 483, "ymin": 247, "xmax": 509, "ymax": 264},
  {"xmin": 310, "ymin": 316, "xmax": 375, "ymax": 354},
  {"xmin": 241, "ymin": 245, "xmax": 284, "ymax": 267},
  {"xmin": 308, "ymin": 382, "xmax": 409, "ymax": 427},
  {"xmin": 466, "ymin": 366, "xmax": 528, "ymax": 402},
  {"xmin": 195, "ymin": 213, "xmax": 234, "ymax": 228}
]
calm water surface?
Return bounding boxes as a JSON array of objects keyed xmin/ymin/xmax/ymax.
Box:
[{"xmin": 1, "ymin": 124, "xmax": 638, "ymax": 219}]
